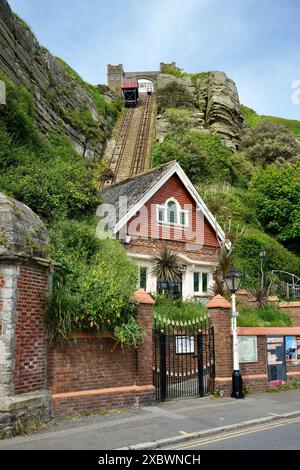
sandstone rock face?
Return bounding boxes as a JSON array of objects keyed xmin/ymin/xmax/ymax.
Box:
[
  {"xmin": 0, "ymin": 0, "xmax": 117, "ymax": 161},
  {"xmin": 156, "ymin": 71, "xmax": 244, "ymax": 151},
  {"xmin": 205, "ymin": 72, "xmax": 244, "ymax": 151}
]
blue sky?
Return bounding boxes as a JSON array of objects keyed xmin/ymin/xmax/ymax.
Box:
[{"xmin": 8, "ymin": 0, "xmax": 300, "ymax": 119}]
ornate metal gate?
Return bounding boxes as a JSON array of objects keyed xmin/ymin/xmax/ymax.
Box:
[{"xmin": 153, "ymin": 317, "xmax": 215, "ymax": 401}]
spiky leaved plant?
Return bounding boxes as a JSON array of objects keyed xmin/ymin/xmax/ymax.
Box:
[{"xmin": 151, "ymin": 247, "xmax": 182, "ymax": 285}]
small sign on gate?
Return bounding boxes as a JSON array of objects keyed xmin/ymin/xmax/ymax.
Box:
[{"xmin": 175, "ymin": 336, "xmax": 195, "ymax": 355}]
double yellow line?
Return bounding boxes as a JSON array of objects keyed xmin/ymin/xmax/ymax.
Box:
[{"xmin": 164, "ymin": 417, "xmax": 300, "ymax": 450}]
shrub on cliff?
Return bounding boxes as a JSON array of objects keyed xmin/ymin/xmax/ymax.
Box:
[
  {"xmin": 157, "ymin": 81, "xmax": 194, "ymax": 113},
  {"xmin": 0, "ymin": 77, "xmax": 99, "ymax": 220},
  {"xmin": 240, "ymin": 119, "xmax": 300, "ymax": 166},
  {"xmin": 153, "ymin": 131, "xmax": 248, "ymax": 186}
]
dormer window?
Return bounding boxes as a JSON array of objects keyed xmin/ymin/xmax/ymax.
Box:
[{"xmin": 157, "ymin": 198, "xmax": 188, "ymax": 227}]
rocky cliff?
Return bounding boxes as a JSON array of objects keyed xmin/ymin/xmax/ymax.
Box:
[
  {"xmin": 0, "ymin": 0, "xmax": 118, "ymax": 161},
  {"xmin": 157, "ymin": 71, "xmax": 244, "ymax": 151}
]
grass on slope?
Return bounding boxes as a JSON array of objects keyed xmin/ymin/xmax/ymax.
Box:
[{"xmin": 241, "ymin": 104, "xmax": 300, "ymax": 137}]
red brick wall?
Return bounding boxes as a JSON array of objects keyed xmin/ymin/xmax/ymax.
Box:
[
  {"xmin": 280, "ymin": 302, "xmax": 300, "ymax": 327},
  {"xmin": 47, "ymin": 337, "xmax": 136, "ymax": 394},
  {"xmin": 240, "ymin": 337, "xmax": 267, "ymax": 377},
  {"xmin": 48, "ymin": 300, "xmax": 155, "ymax": 418},
  {"xmin": 13, "ymin": 265, "xmax": 48, "ymax": 395},
  {"xmin": 208, "ymin": 308, "xmax": 232, "ymax": 378},
  {"xmin": 127, "ymin": 174, "xmax": 219, "ymax": 248}
]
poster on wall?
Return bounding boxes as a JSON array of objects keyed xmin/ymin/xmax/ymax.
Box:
[
  {"xmin": 238, "ymin": 336, "xmax": 258, "ymax": 363},
  {"xmin": 285, "ymin": 336, "xmax": 300, "ymax": 364}
]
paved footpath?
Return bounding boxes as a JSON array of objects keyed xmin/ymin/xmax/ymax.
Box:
[{"xmin": 0, "ymin": 390, "xmax": 300, "ymax": 450}]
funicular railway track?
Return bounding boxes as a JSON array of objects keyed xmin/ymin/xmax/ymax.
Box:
[
  {"xmin": 130, "ymin": 94, "xmax": 153, "ymax": 176},
  {"xmin": 108, "ymin": 109, "xmax": 134, "ymax": 181},
  {"xmin": 105, "ymin": 94, "xmax": 154, "ymax": 185}
]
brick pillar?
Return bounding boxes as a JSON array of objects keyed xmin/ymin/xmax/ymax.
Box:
[
  {"xmin": 132, "ymin": 289, "xmax": 155, "ymax": 404},
  {"xmin": 207, "ymin": 295, "xmax": 233, "ymax": 396},
  {"xmin": 0, "ymin": 193, "xmax": 52, "ymax": 436}
]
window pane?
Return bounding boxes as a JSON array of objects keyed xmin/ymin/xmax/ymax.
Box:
[
  {"xmin": 180, "ymin": 212, "xmax": 186, "ymax": 226},
  {"xmin": 167, "ymin": 202, "xmax": 177, "ymax": 224},
  {"xmin": 139, "ymin": 267, "xmax": 147, "ymax": 290},
  {"xmin": 158, "ymin": 208, "xmax": 164, "ymax": 222},
  {"xmin": 202, "ymin": 273, "xmax": 208, "ymax": 293},
  {"xmin": 194, "ymin": 273, "xmax": 200, "ymax": 292}
]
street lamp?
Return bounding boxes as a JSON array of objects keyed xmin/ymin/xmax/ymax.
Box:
[
  {"xmin": 224, "ymin": 266, "xmax": 245, "ymax": 399},
  {"xmin": 259, "ymin": 246, "xmax": 266, "ymax": 290}
]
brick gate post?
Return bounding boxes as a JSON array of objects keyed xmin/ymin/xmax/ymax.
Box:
[
  {"xmin": 132, "ymin": 289, "xmax": 156, "ymax": 404},
  {"xmin": 207, "ymin": 294, "xmax": 233, "ymax": 396},
  {"xmin": 0, "ymin": 194, "xmax": 53, "ymax": 436}
]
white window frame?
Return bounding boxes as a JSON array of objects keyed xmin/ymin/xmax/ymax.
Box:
[
  {"xmin": 193, "ymin": 270, "xmax": 210, "ymax": 295},
  {"xmin": 156, "ymin": 198, "xmax": 189, "ymax": 228},
  {"xmin": 138, "ymin": 266, "xmax": 148, "ymax": 291}
]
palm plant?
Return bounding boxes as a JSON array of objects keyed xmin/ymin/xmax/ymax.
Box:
[
  {"xmin": 211, "ymin": 220, "xmax": 244, "ymax": 297},
  {"xmin": 151, "ymin": 247, "xmax": 182, "ymax": 285}
]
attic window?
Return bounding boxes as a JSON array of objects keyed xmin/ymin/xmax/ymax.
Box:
[{"xmin": 157, "ymin": 198, "xmax": 188, "ymax": 227}]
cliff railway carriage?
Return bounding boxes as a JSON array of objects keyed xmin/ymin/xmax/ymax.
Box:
[{"xmin": 122, "ymin": 82, "xmax": 139, "ymax": 108}]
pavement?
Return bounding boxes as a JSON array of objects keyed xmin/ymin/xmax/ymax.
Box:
[{"xmin": 0, "ymin": 390, "xmax": 300, "ymax": 450}]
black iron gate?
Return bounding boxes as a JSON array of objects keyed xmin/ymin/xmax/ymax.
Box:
[{"xmin": 153, "ymin": 317, "xmax": 215, "ymax": 401}]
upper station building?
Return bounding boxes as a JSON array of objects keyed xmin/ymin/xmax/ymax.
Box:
[{"xmin": 107, "ymin": 62, "xmax": 176, "ymax": 93}]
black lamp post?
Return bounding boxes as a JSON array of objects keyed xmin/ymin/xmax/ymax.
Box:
[
  {"xmin": 224, "ymin": 266, "xmax": 245, "ymax": 399},
  {"xmin": 259, "ymin": 246, "xmax": 266, "ymax": 290}
]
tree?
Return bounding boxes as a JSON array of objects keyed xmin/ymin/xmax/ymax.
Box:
[
  {"xmin": 251, "ymin": 163, "xmax": 300, "ymax": 249},
  {"xmin": 240, "ymin": 119, "xmax": 300, "ymax": 167}
]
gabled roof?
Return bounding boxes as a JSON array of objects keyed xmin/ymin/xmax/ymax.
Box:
[{"xmin": 101, "ymin": 161, "xmax": 226, "ymax": 243}]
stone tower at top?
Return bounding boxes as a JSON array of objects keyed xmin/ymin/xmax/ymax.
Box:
[{"xmin": 107, "ymin": 63, "xmax": 177, "ymax": 91}]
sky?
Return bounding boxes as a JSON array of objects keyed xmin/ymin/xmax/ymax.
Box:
[{"xmin": 7, "ymin": 0, "xmax": 300, "ymax": 120}]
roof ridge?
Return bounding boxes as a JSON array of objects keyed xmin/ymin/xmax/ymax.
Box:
[{"xmin": 102, "ymin": 161, "xmax": 177, "ymax": 191}]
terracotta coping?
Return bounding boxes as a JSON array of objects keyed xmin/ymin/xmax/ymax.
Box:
[
  {"xmin": 52, "ymin": 384, "xmax": 155, "ymax": 400},
  {"xmin": 267, "ymin": 296, "xmax": 280, "ymax": 302},
  {"xmin": 206, "ymin": 294, "xmax": 231, "ymax": 310},
  {"xmin": 132, "ymin": 289, "xmax": 155, "ymax": 305},
  {"xmin": 237, "ymin": 327, "xmax": 300, "ymax": 336}
]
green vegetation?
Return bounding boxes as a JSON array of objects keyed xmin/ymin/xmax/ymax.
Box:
[
  {"xmin": 0, "ymin": 70, "xmax": 142, "ymax": 348},
  {"xmin": 157, "ymin": 81, "xmax": 194, "ymax": 113},
  {"xmin": 153, "ymin": 129, "xmax": 248, "ymax": 187},
  {"xmin": 55, "ymin": 57, "xmax": 123, "ymax": 119},
  {"xmin": 0, "ymin": 75, "xmax": 99, "ymax": 220},
  {"xmin": 46, "ymin": 219, "xmax": 140, "ymax": 346},
  {"xmin": 154, "ymin": 81, "xmax": 300, "ymax": 284},
  {"xmin": 234, "ymin": 228, "xmax": 300, "ymax": 287},
  {"xmin": 240, "ymin": 119, "xmax": 300, "ymax": 167},
  {"xmin": 12, "ymin": 12, "xmax": 33, "ymax": 33},
  {"xmin": 161, "ymin": 64, "xmax": 210, "ymax": 88},
  {"xmin": 241, "ymin": 104, "xmax": 300, "ymax": 138},
  {"xmin": 266, "ymin": 378, "xmax": 300, "ymax": 393},
  {"xmin": 238, "ymin": 305, "xmax": 292, "ymax": 327},
  {"xmin": 251, "ymin": 163, "xmax": 300, "ymax": 244},
  {"xmin": 153, "ymin": 295, "xmax": 208, "ymax": 327}
]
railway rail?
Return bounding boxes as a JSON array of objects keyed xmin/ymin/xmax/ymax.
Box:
[{"xmin": 104, "ymin": 94, "xmax": 155, "ymax": 185}]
